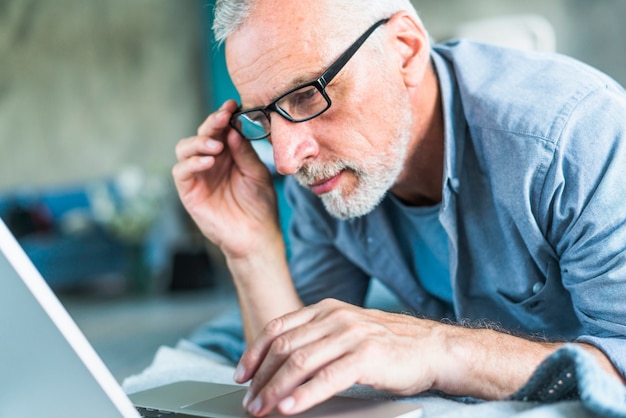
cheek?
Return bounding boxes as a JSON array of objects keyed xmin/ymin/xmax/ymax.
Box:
[
  {"xmin": 348, "ymin": 65, "xmax": 401, "ymax": 129},
  {"xmin": 311, "ymin": 97, "xmax": 386, "ymax": 158},
  {"xmin": 313, "ymin": 67, "xmax": 401, "ymax": 155}
]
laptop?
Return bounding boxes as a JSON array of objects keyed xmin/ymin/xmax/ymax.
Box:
[{"xmin": 0, "ymin": 217, "xmax": 422, "ymax": 418}]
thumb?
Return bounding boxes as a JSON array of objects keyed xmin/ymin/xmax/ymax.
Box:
[{"xmin": 227, "ymin": 129, "xmax": 272, "ymax": 179}]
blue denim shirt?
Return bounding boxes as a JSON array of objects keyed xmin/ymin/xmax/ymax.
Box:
[
  {"xmin": 189, "ymin": 40, "xmax": 626, "ymax": 406},
  {"xmin": 285, "ymin": 40, "xmax": 626, "ymax": 379}
]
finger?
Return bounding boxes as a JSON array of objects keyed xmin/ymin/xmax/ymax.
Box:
[
  {"xmin": 171, "ymin": 155, "xmax": 216, "ymax": 190},
  {"xmin": 197, "ymin": 100, "xmax": 239, "ymax": 137},
  {"xmin": 239, "ymin": 300, "xmax": 357, "ymax": 382},
  {"xmin": 277, "ymin": 353, "xmax": 361, "ymax": 416},
  {"xmin": 227, "ymin": 127, "xmax": 258, "ymax": 164},
  {"xmin": 243, "ymin": 303, "xmax": 361, "ymax": 414},
  {"xmin": 226, "ymin": 128, "xmax": 269, "ymax": 178},
  {"xmin": 175, "ymin": 135, "xmax": 225, "ymax": 162},
  {"xmin": 247, "ymin": 336, "xmax": 359, "ymax": 417},
  {"xmin": 235, "ymin": 303, "xmax": 326, "ymax": 384},
  {"xmin": 245, "ymin": 320, "xmax": 330, "ymax": 398}
]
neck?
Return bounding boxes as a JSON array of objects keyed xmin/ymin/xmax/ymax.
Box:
[{"xmin": 391, "ymin": 63, "xmax": 444, "ymax": 207}]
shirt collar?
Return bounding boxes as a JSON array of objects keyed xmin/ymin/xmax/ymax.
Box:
[{"xmin": 430, "ymin": 46, "xmax": 468, "ymax": 200}]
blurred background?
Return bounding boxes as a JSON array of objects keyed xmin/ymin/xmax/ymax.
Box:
[{"xmin": 1, "ymin": 0, "xmax": 625, "ymax": 382}]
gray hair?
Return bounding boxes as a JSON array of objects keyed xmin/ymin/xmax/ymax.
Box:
[{"xmin": 212, "ymin": 0, "xmax": 424, "ymax": 45}]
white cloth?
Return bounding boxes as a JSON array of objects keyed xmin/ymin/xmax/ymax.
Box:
[{"xmin": 122, "ymin": 339, "xmax": 242, "ymax": 394}]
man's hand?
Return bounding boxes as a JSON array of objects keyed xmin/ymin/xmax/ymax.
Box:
[
  {"xmin": 233, "ymin": 299, "xmax": 441, "ymax": 416},
  {"xmin": 233, "ymin": 299, "xmax": 566, "ymax": 417},
  {"xmin": 172, "ymin": 100, "xmax": 303, "ymax": 341},
  {"xmin": 172, "ymin": 100, "xmax": 279, "ymax": 259}
]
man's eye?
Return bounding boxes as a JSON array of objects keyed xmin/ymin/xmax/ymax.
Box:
[
  {"xmin": 294, "ymin": 87, "xmax": 317, "ymax": 102},
  {"xmin": 281, "ymin": 86, "xmax": 324, "ymax": 117}
]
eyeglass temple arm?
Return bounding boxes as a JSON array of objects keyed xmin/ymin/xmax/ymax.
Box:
[{"xmin": 318, "ymin": 18, "xmax": 390, "ymax": 88}]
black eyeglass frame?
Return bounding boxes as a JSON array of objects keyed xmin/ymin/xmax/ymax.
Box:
[{"xmin": 229, "ymin": 17, "xmax": 391, "ymax": 141}]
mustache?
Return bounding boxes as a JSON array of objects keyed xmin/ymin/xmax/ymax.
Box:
[{"xmin": 294, "ymin": 161, "xmax": 351, "ymax": 186}]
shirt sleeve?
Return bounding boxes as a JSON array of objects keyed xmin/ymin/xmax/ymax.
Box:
[
  {"xmin": 186, "ymin": 304, "xmax": 246, "ymax": 364},
  {"xmin": 538, "ymin": 84, "xmax": 626, "ymax": 380},
  {"xmin": 510, "ymin": 344, "xmax": 626, "ymax": 416},
  {"xmin": 284, "ymin": 177, "xmax": 370, "ymax": 307}
]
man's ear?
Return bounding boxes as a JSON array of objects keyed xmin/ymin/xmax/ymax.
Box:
[{"xmin": 386, "ymin": 12, "xmax": 430, "ymax": 87}]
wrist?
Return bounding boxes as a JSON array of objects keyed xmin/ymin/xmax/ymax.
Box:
[
  {"xmin": 224, "ymin": 234, "xmax": 303, "ymax": 341},
  {"xmin": 434, "ymin": 324, "xmax": 560, "ymax": 399},
  {"xmin": 224, "ymin": 226, "xmax": 287, "ymax": 278},
  {"xmin": 220, "ymin": 220, "xmax": 284, "ymax": 261}
]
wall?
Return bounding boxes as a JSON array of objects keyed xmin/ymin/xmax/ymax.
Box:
[
  {"xmin": 413, "ymin": 0, "xmax": 626, "ymax": 85},
  {"xmin": 0, "ymin": 0, "xmax": 207, "ymax": 190},
  {"xmin": 1, "ymin": 1, "xmax": 624, "ymax": 191}
]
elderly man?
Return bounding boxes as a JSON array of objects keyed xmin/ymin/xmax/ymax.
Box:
[{"xmin": 172, "ymin": 0, "xmax": 626, "ymax": 416}]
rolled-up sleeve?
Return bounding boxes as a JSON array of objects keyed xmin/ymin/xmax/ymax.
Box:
[{"xmin": 539, "ymin": 85, "xmax": 626, "ymax": 379}]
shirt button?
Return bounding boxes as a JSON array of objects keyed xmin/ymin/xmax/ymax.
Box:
[{"xmin": 532, "ymin": 281, "xmax": 544, "ymax": 294}]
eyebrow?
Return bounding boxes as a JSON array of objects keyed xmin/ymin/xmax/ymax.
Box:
[
  {"xmin": 240, "ymin": 64, "xmax": 328, "ymax": 112},
  {"xmin": 269, "ymin": 70, "xmax": 323, "ymax": 103}
]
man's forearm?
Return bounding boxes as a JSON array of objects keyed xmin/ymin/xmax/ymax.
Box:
[
  {"xmin": 226, "ymin": 237, "xmax": 303, "ymax": 343},
  {"xmin": 233, "ymin": 300, "xmax": 626, "ymax": 417},
  {"xmin": 434, "ymin": 325, "xmax": 561, "ymax": 398},
  {"xmin": 435, "ymin": 324, "xmax": 625, "ymax": 399}
]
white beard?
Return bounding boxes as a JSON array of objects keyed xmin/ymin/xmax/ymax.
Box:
[{"xmin": 295, "ymin": 101, "xmax": 413, "ymax": 220}]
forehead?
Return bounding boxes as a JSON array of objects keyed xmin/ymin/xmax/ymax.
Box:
[{"xmin": 224, "ymin": 3, "xmax": 338, "ymax": 106}]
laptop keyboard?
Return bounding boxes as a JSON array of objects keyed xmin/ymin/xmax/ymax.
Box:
[
  {"xmin": 135, "ymin": 406, "xmax": 174, "ymax": 417},
  {"xmin": 135, "ymin": 407, "xmax": 205, "ymax": 418}
]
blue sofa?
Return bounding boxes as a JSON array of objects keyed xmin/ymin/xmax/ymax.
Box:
[{"xmin": 0, "ymin": 184, "xmax": 129, "ymax": 290}]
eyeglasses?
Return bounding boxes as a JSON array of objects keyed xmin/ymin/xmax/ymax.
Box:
[{"xmin": 230, "ymin": 18, "xmax": 390, "ymax": 141}]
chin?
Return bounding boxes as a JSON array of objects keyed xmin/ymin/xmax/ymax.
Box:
[{"xmin": 320, "ymin": 188, "xmax": 385, "ymax": 220}]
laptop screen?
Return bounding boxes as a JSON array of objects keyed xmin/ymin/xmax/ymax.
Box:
[{"xmin": 0, "ymin": 219, "xmax": 138, "ymax": 417}]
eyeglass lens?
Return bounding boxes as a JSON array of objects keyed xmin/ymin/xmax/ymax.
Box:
[
  {"xmin": 235, "ymin": 111, "xmax": 270, "ymax": 140},
  {"xmin": 233, "ymin": 84, "xmax": 330, "ymax": 140},
  {"xmin": 276, "ymin": 85, "xmax": 329, "ymax": 120}
]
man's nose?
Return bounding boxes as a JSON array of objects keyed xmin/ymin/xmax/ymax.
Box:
[{"xmin": 270, "ymin": 118, "xmax": 319, "ymax": 175}]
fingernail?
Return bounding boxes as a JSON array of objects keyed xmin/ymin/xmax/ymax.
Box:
[
  {"xmin": 242, "ymin": 389, "xmax": 253, "ymax": 408},
  {"xmin": 248, "ymin": 397, "xmax": 262, "ymax": 415},
  {"xmin": 278, "ymin": 396, "xmax": 295, "ymax": 413},
  {"xmin": 233, "ymin": 363, "xmax": 245, "ymax": 382},
  {"xmin": 205, "ymin": 140, "xmax": 218, "ymax": 151}
]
